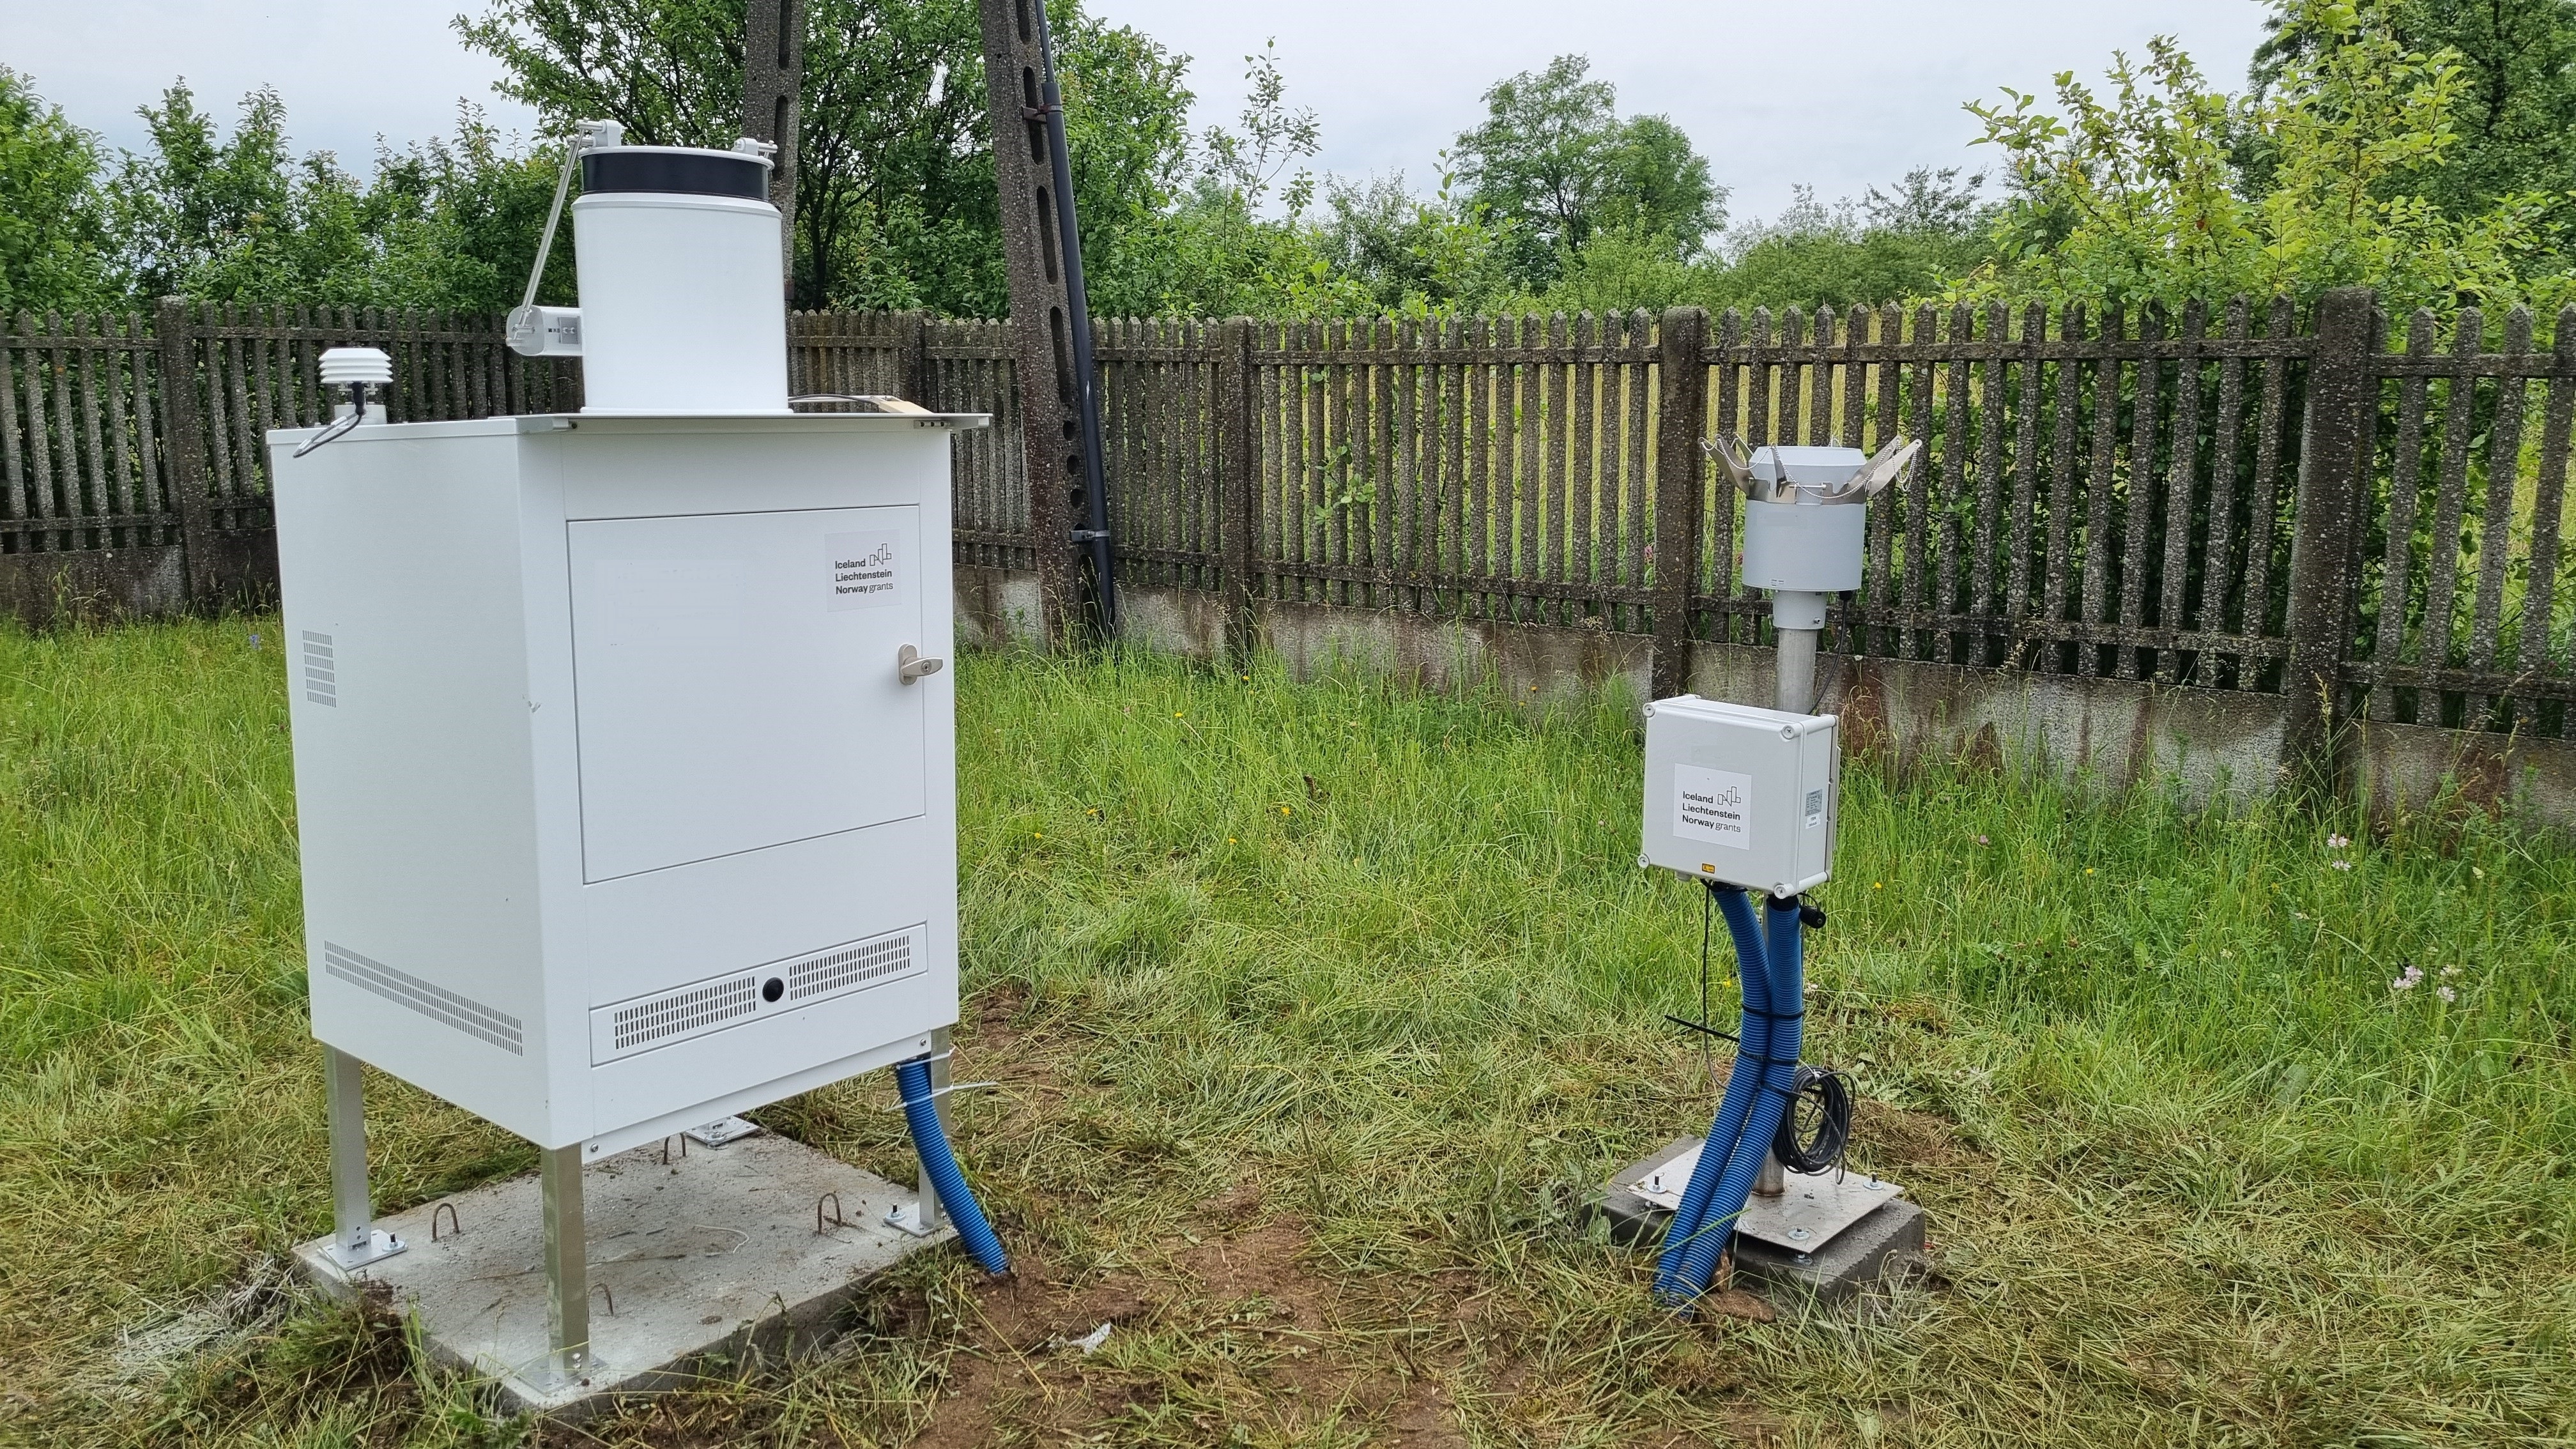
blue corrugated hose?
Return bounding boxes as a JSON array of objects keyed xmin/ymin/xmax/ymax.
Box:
[
  {"xmin": 894, "ymin": 1055, "xmax": 1009, "ymax": 1274},
  {"xmin": 1652, "ymin": 885, "xmax": 1770, "ymax": 1303},
  {"xmin": 1662, "ymin": 893, "xmax": 1808, "ymax": 1305}
]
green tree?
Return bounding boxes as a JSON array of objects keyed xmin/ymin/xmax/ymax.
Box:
[
  {"xmin": 454, "ymin": 0, "xmax": 744, "ymax": 148},
  {"xmin": 457, "ymin": 0, "xmax": 1197, "ymax": 316},
  {"xmin": 1956, "ymin": 4, "xmax": 2567, "ymax": 313},
  {"xmin": 1450, "ymin": 54, "xmax": 1723, "ymax": 289},
  {"xmin": 97, "ymin": 83, "xmax": 562, "ymax": 312},
  {"xmin": 1306, "ymin": 169, "xmax": 1515, "ymax": 318},
  {"xmin": 363, "ymin": 109, "xmax": 578, "ymax": 310},
  {"xmin": 0, "ymin": 67, "xmax": 114, "ymax": 314},
  {"xmin": 105, "ymin": 82, "xmax": 369, "ymax": 305},
  {"xmin": 2253, "ymin": 0, "xmax": 2576, "ymax": 234},
  {"xmin": 1196, "ymin": 40, "xmax": 1317, "ymax": 218}
]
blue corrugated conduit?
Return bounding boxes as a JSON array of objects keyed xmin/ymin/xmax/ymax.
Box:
[
  {"xmin": 1656, "ymin": 893, "xmax": 1809, "ymax": 1307},
  {"xmin": 1652, "ymin": 884, "xmax": 1770, "ymax": 1303},
  {"xmin": 894, "ymin": 1055, "xmax": 1009, "ymax": 1274}
]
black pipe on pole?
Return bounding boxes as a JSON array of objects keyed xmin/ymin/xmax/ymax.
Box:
[{"xmin": 1026, "ymin": 3, "xmax": 1116, "ymax": 636}]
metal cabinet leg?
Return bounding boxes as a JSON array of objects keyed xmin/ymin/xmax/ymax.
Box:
[
  {"xmin": 321, "ymin": 1046, "xmax": 406, "ymax": 1269},
  {"xmin": 917, "ymin": 1025, "xmax": 951, "ymax": 1230},
  {"xmin": 541, "ymin": 1145, "xmax": 592, "ymax": 1381}
]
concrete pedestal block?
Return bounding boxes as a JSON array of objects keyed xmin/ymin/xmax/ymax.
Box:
[
  {"xmin": 1588, "ymin": 1137, "xmax": 1929, "ymax": 1307},
  {"xmin": 293, "ymin": 1133, "xmax": 953, "ymax": 1419}
]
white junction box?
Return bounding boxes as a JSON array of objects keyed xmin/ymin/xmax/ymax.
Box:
[
  {"xmin": 1640, "ymin": 695, "xmax": 1838, "ymax": 896},
  {"xmin": 273, "ymin": 410, "xmax": 984, "ymax": 1162}
]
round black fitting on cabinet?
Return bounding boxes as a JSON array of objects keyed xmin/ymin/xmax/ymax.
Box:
[{"xmin": 762, "ymin": 977, "xmax": 785, "ymax": 1003}]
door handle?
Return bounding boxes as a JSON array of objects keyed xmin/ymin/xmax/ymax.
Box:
[{"xmin": 897, "ymin": 644, "xmax": 944, "ymax": 684}]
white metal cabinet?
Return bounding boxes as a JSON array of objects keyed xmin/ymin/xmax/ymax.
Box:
[{"xmin": 273, "ymin": 412, "xmax": 981, "ymax": 1158}]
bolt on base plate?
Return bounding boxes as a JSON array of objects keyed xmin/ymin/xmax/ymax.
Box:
[
  {"xmin": 881, "ymin": 1202, "xmax": 939, "ymax": 1238},
  {"xmin": 322, "ymin": 1229, "xmax": 408, "ymax": 1271}
]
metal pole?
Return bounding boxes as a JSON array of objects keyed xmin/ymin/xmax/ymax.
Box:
[
  {"xmin": 541, "ymin": 1146, "xmax": 590, "ymax": 1381},
  {"xmin": 917, "ymin": 1025, "xmax": 952, "ymax": 1231},
  {"xmin": 1775, "ymin": 628, "xmax": 1819, "ymax": 717},
  {"xmin": 322, "ymin": 1046, "xmax": 405, "ymax": 1269},
  {"xmin": 1772, "ymin": 588, "xmax": 1825, "ymax": 717},
  {"xmin": 1756, "ymin": 591, "xmax": 1823, "ymax": 1200}
]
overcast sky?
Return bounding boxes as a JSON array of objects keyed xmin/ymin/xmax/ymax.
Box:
[{"xmin": 9, "ymin": 0, "xmax": 2270, "ymax": 227}]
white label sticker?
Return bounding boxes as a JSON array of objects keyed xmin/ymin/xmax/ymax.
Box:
[
  {"xmin": 1805, "ymin": 788, "xmax": 1825, "ymax": 828},
  {"xmin": 826, "ymin": 530, "xmax": 901, "ymax": 610},
  {"xmin": 1674, "ymin": 764, "xmax": 1753, "ymax": 850}
]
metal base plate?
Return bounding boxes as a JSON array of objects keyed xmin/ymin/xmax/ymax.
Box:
[
  {"xmin": 1620, "ymin": 1138, "xmax": 1903, "ymax": 1251},
  {"xmin": 1736, "ymin": 1168, "xmax": 1905, "ymax": 1251},
  {"xmin": 683, "ymin": 1116, "xmax": 763, "ymax": 1148},
  {"xmin": 321, "ymin": 1229, "xmax": 408, "ymax": 1271}
]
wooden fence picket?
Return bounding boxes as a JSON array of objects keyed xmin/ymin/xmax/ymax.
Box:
[{"xmin": 6, "ymin": 291, "xmax": 2576, "ymax": 751}]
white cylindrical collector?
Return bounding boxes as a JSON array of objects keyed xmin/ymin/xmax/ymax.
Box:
[{"xmin": 571, "ymin": 144, "xmax": 789, "ymax": 415}]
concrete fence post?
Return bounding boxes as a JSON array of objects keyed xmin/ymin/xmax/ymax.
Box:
[
  {"xmin": 153, "ymin": 297, "xmax": 219, "ymax": 609},
  {"xmin": 899, "ymin": 309, "xmax": 929, "ymax": 406},
  {"xmin": 1651, "ymin": 306, "xmax": 1711, "ymax": 701},
  {"xmin": 1219, "ymin": 316, "xmax": 1259, "ymax": 661},
  {"xmin": 2280, "ymin": 286, "xmax": 2378, "ymax": 795}
]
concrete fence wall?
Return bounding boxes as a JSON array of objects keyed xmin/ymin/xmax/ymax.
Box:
[{"xmin": 956, "ymin": 563, "xmax": 2576, "ymax": 831}]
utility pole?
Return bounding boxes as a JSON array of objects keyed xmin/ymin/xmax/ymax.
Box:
[
  {"xmin": 742, "ymin": 0, "xmax": 804, "ymax": 295},
  {"xmin": 977, "ymin": 0, "xmax": 1116, "ymax": 645}
]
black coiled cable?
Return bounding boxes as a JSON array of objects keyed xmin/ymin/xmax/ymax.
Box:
[{"xmin": 1770, "ymin": 1063, "xmax": 1853, "ymax": 1174}]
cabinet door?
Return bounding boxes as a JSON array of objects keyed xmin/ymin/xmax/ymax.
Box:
[{"xmin": 567, "ymin": 505, "xmax": 924, "ymax": 882}]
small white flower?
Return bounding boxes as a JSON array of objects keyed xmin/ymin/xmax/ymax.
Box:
[
  {"xmin": 2440, "ymin": 965, "xmax": 2461, "ymax": 978},
  {"xmin": 2331, "ymin": 859, "xmax": 2352, "ymax": 871},
  {"xmin": 2437, "ymin": 986, "xmax": 2457, "ymax": 1003},
  {"xmin": 2391, "ymin": 976, "xmax": 2416, "ymax": 992},
  {"xmin": 2327, "ymin": 834, "xmax": 2350, "ymax": 849}
]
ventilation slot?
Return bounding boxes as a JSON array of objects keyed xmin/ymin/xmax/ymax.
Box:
[
  {"xmin": 612, "ymin": 974, "xmax": 760, "ymax": 1054},
  {"xmin": 788, "ymin": 932, "xmax": 916, "ymax": 1000},
  {"xmin": 588, "ymin": 926, "xmax": 929, "ymax": 1065},
  {"xmin": 301, "ymin": 631, "xmax": 337, "ymax": 707},
  {"xmin": 322, "ymin": 942, "xmax": 522, "ymax": 1054}
]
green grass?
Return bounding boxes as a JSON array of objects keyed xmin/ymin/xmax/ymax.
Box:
[{"xmin": 3, "ymin": 617, "xmax": 2572, "ymax": 1447}]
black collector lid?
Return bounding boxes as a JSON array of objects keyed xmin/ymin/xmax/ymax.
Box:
[{"xmin": 579, "ymin": 146, "xmax": 771, "ymax": 201}]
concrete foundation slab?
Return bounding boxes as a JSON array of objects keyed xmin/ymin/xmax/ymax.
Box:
[
  {"xmin": 293, "ymin": 1133, "xmax": 952, "ymax": 1418},
  {"xmin": 1589, "ymin": 1137, "xmax": 1928, "ymax": 1307}
]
